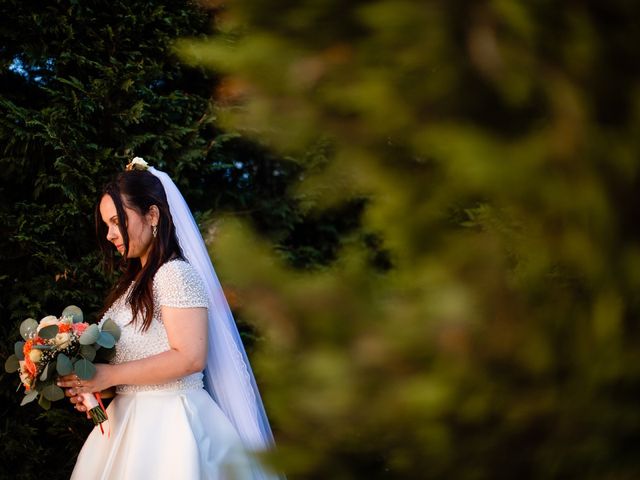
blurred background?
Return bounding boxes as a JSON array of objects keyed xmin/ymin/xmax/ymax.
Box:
[{"xmin": 2, "ymin": 1, "xmax": 640, "ymax": 478}]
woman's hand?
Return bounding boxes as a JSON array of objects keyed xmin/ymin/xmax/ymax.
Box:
[
  {"xmin": 57, "ymin": 363, "xmax": 114, "ymax": 394},
  {"xmin": 57, "ymin": 364, "xmax": 114, "ymax": 416},
  {"xmin": 63, "ymin": 385, "xmax": 90, "ymax": 417},
  {"xmin": 58, "ymin": 373, "xmax": 90, "ymax": 417}
]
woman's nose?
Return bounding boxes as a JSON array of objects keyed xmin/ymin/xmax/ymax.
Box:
[{"xmin": 106, "ymin": 225, "xmax": 118, "ymax": 241}]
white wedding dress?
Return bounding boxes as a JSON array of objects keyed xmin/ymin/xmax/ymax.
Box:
[{"xmin": 71, "ymin": 259, "xmax": 252, "ymax": 480}]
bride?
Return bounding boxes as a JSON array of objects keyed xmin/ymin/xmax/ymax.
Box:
[{"xmin": 58, "ymin": 158, "xmax": 277, "ymax": 479}]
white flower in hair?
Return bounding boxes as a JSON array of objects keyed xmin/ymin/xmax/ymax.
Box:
[{"xmin": 125, "ymin": 156, "xmax": 149, "ymax": 171}]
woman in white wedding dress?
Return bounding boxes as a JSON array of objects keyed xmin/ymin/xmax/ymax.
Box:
[{"xmin": 58, "ymin": 159, "xmax": 277, "ymax": 480}]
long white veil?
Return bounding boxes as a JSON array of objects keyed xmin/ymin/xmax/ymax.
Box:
[{"xmin": 149, "ymin": 167, "xmax": 278, "ymax": 479}]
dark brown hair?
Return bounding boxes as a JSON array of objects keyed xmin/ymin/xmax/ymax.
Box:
[{"xmin": 96, "ymin": 170, "xmax": 183, "ymax": 331}]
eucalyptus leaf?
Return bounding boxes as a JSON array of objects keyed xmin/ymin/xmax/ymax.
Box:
[
  {"xmin": 101, "ymin": 318, "xmax": 121, "ymax": 341},
  {"xmin": 38, "ymin": 394, "xmax": 51, "ymax": 410},
  {"xmin": 97, "ymin": 346, "xmax": 115, "ymax": 362},
  {"xmin": 74, "ymin": 359, "xmax": 96, "ymax": 380},
  {"xmin": 56, "ymin": 353, "xmax": 73, "ymax": 376},
  {"xmin": 14, "ymin": 342, "xmax": 25, "ymax": 361},
  {"xmin": 19, "ymin": 318, "xmax": 38, "ymax": 340},
  {"xmin": 38, "ymin": 325, "xmax": 59, "ymax": 340},
  {"xmin": 79, "ymin": 324, "xmax": 100, "ymax": 345},
  {"xmin": 20, "ymin": 389, "xmax": 38, "ymax": 406},
  {"xmin": 39, "ymin": 362, "xmax": 49, "ymax": 381},
  {"xmin": 62, "ymin": 305, "xmax": 83, "ymax": 324},
  {"xmin": 31, "ymin": 345, "xmax": 54, "ymax": 350},
  {"xmin": 80, "ymin": 344, "xmax": 96, "ymax": 361},
  {"xmin": 97, "ymin": 331, "xmax": 115, "ymax": 349},
  {"xmin": 4, "ymin": 354, "xmax": 20, "ymax": 373},
  {"xmin": 40, "ymin": 360, "xmax": 56, "ymax": 382},
  {"xmin": 42, "ymin": 383, "xmax": 64, "ymax": 402}
]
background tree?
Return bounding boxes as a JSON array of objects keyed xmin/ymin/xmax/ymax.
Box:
[
  {"xmin": 0, "ymin": 2, "xmax": 217, "ymax": 477},
  {"xmin": 181, "ymin": 1, "xmax": 640, "ymax": 479}
]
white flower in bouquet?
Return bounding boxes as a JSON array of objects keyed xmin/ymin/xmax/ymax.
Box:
[{"xmin": 54, "ymin": 332, "xmax": 71, "ymax": 349}]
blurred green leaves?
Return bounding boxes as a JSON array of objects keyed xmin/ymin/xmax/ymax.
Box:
[{"xmin": 184, "ymin": 1, "xmax": 640, "ymax": 478}]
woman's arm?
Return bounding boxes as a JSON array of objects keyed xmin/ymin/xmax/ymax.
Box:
[{"xmin": 58, "ymin": 306, "xmax": 208, "ymax": 396}]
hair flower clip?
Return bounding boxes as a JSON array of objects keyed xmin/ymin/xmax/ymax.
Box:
[{"xmin": 125, "ymin": 157, "xmax": 149, "ymax": 171}]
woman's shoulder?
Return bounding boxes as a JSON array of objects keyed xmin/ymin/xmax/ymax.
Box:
[
  {"xmin": 154, "ymin": 257, "xmax": 195, "ymax": 279},
  {"xmin": 153, "ymin": 258, "xmax": 208, "ymax": 308}
]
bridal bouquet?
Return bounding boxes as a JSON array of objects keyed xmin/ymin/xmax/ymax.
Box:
[{"xmin": 4, "ymin": 305, "xmax": 120, "ymax": 429}]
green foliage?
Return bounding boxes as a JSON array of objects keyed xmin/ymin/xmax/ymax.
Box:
[
  {"xmin": 73, "ymin": 359, "xmax": 96, "ymax": 381},
  {"xmin": 182, "ymin": 1, "xmax": 640, "ymax": 479},
  {"xmin": 41, "ymin": 383, "xmax": 64, "ymax": 402},
  {"xmin": 62, "ymin": 305, "xmax": 84, "ymax": 323},
  {"xmin": 4, "ymin": 354, "xmax": 19, "ymax": 373},
  {"xmin": 19, "ymin": 319, "xmax": 37, "ymax": 341},
  {"xmin": 79, "ymin": 344, "xmax": 96, "ymax": 362},
  {"xmin": 78, "ymin": 324, "xmax": 99, "ymax": 345},
  {"xmin": 38, "ymin": 325, "xmax": 58, "ymax": 340},
  {"xmin": 101, "ymin": 318, "xmax": 121, "ymax": 341},
  {"xmin": 96, "ymin": 331, "xmax": 115, "ymax": 348},
  {"xmin": 56, "ymin": 353, "xmax": 73, "ymax": 376}
]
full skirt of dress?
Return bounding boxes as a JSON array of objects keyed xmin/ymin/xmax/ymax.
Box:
[{"xmin": 71, "ymin": 387, "xmax": 252, "ymax": 480}]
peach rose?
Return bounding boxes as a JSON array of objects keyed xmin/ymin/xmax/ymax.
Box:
[{"xmin": 28, "ymin": 349, "xmax": 42, "ymax": 363}]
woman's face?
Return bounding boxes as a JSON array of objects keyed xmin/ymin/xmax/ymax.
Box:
[{"xmin": 99, "ymin": 194, "xmax": 155, "ymax": 265}]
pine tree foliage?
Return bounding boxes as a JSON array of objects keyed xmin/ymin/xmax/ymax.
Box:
[{"xmin": 0, "ymin": 3, "xmax": 217, "ymax": 477}]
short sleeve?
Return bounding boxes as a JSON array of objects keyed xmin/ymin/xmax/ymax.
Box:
[{"xmin": 153, "ymin": 260, "xmax": 209, "ymax": 309}]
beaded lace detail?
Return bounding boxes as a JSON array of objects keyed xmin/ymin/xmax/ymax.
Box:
[{"xmin": 100, "ymin": 259, "xmax": 209, "ymax": 394}]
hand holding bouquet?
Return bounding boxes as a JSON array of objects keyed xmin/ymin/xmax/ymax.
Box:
[{"xmin": 4, "ymin": 305, "xmax": 120, "ymax": 429}]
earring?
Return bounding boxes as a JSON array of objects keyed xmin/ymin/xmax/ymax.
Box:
[{"xmin": 152, "ymin": 225, "xmax": 158, "ymax": 238}]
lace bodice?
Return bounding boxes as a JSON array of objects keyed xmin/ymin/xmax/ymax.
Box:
[{"xmin": 100, "ymin": 259, "xmax": 209, "ymax": 393}]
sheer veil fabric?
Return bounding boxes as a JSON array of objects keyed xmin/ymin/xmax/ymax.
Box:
[{"xmin": 149, "ymin": 167, "xmax": 279, "ymax": 479}]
